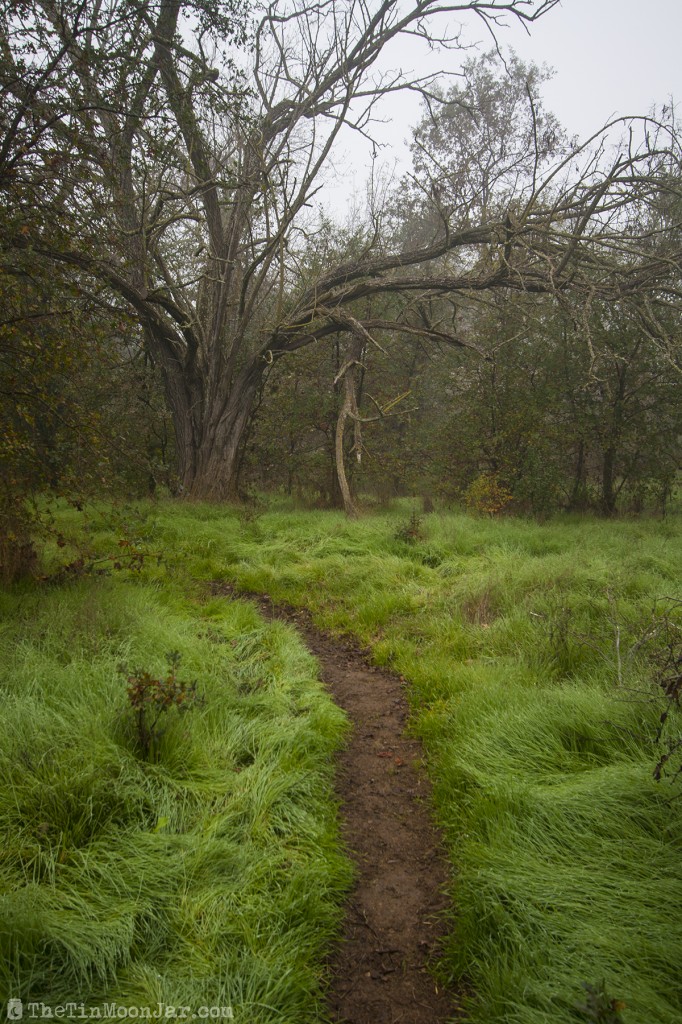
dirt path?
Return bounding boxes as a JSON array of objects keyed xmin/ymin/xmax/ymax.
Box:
[{"xmin": 227, "ymin": 590, "xmax": 460, "ymax": 1024}]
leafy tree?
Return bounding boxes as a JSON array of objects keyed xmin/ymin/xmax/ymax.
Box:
[
  {"xmin": 0, "ymin": 226, "xmax": 172, "ymax": 581},
  {"xmin": 393, "ymin": 50, "xmax": 565, "ymax": 243},
  {"xmin": 3, "ymin": 0, "xmax": 678, "ymax": 508},
  {"xmin": 419, "ymin": 290, "xmax": 681, "ymax": 515},
  {"xmin": 0, "ymin": 244, "xmax": 102, "ymax": 579},
  {"xmin": 558, "ymin": 299, "xmax": 681, "ymax": 515}
]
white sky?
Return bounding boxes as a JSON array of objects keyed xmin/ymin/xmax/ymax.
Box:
[{"xmin": 319, "ymin": 0, "xmax": 681, "ymax": 219}]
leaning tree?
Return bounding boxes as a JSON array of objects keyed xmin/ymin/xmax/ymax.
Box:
[{"xmin": 2, "ymin": 0, "xmax": 680, "ymax": 506}]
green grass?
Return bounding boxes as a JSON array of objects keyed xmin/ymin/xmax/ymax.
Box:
[
  {"xmin": 0, "ymin": 568, "xmax": 352, "ymax": 1019},
  {"xmin": 6, "ymin": 498, "xmax": 682, "ymax": 1023},
  {"xmin": 119, "ymin": 497, "xmax": 680, "ymax": 1024}
]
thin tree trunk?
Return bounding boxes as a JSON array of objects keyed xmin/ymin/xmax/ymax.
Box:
[
  {"xmin": 333, "ymin": 338, "xmax": 364, "ymax": 516},
  {"xmin": 600, "ymin": 362, "xmax": 628, "ymax": 517},
  {"xmin": 601, "ymin": 445, "xmax": 617, "ymax": 516},
  {"xmin": 569, "ymin": 439, "xmax": 588, "ymax": 511},
  {"xmin": 335, "ymin": 371, "xmax": 358, "ymax": 517}
]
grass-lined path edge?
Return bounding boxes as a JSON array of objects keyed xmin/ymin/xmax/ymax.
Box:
[{"xmin": 213, "ymin": 584, "xmax": 461, "ymax": 1024}]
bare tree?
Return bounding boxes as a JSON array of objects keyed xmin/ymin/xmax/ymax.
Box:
[{"xmin": 2, "ymin": 0, "xmax": 679, "ymax": 507}]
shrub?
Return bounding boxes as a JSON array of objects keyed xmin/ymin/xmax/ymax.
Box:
[
  {"xmin": 576, "ymin": 980, "xmax": 626, "ymax": 1023},
  {"xmin": 395, "ymin": 510, "xmax": 424, "ymax": 544},
  {"xmin": 0, "ymin": 497, "xmax": 38, "ymax": 584},
  {"xmin": 122, "ymin": 651, "xmax": 202, "ymax": 760},
  {"xmin": 464, "ymin": 473, "xmax": 513, "ymax": 516}
]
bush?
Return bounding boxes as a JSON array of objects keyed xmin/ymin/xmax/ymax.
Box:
[
  {"xmin": 0, "ymin": 497, "xmax": 38, "ymax": 584},
  {"xmin": 122, "ymin": 651, "xmax": 202, "ymax": 760},
  {"xmin": 395, "ymin": 510, "xmax": 424, "ymax": 543},
  {"xmin": 464, "ymin": 473, "xmax": 513, "ymax": 516}
]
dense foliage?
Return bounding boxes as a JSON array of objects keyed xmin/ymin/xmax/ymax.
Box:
[
  {"xmin": 244, "ymin": 287, "xmax": 681, "ymax": 514},
  {"xmin": 1, "ymin": 2, "xmax": 679, "ymax": 518}
]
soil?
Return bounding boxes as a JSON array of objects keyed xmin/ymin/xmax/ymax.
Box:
[{"xmin": 213, "ymin": 586, "xmax": 460, "ymax": 1024}]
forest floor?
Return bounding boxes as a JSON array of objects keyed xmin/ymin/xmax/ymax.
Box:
[{"xmin": 218, "ymin": 586, "xmax": 459, "ymax": 1024}]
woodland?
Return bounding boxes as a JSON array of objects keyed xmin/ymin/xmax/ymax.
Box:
[
  {"xmin": 1, "ymin": 4, "xmax": 682, "ymax": 1024},
  {"xmin": 1, "ymin": 0, "xmax": 681, "ymax": 545}
]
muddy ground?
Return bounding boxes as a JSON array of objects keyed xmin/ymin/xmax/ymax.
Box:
[{"xmin": 217, "ymin": 588, "xmax": 462, "ymax": 1024}]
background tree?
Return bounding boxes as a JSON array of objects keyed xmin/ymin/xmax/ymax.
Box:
[
  {"xmin": 3, "ymin": 1, "xmax": 680, "ymax": 515},
  {"xmin": 0, "ymin": 231, "xmax": 172, "ymax": 581},
  {"xmin": 391, "ymin": 49, "xmax": 565, "ymax": 245}
]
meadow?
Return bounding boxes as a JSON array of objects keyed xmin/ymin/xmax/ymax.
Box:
[
  {"xmin": 0, "ymin": 514, "xmax": 352, "ymax": 1020},
  {"xmin": 2, "ymin": 499, "xmax": 681, "ymax": 1024}
]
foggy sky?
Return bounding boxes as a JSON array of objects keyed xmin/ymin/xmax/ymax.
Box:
[{"xmin": 319, "ymin": 0, "xmax": 680, "ymax": 219}]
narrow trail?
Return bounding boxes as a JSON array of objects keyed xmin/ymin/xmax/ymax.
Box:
[{"xmin": 233, "ymin": 590, "xmax": 460, "ymax": 1024}]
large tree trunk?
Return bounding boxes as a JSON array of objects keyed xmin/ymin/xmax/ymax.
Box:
[{"xmin": 167, "ymin": 358, "xmax": 265, "ymax": 501}]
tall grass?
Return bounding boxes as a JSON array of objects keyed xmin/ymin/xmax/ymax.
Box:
[
  {"xmin": 117, "ymin": 498, "xmax": 682, "ymax": 1024},
  {"xmin": 0, "ymin": 573, "xmax": 352, "ymax": 1019}
]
